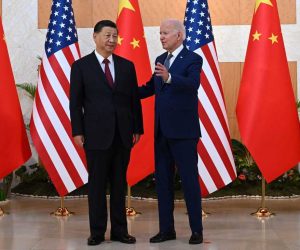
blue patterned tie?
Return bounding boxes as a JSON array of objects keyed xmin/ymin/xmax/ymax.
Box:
[{"xmin": 164, "ymin": 53, "xmax": 173, "ymax": 70}]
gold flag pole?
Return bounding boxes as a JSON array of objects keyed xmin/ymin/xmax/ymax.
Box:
[
  {"xmin": 251, "ymin": 177, "xmax": 274, "ymax": 217},
  {"xmin": 51, "ymin": 196, "xmax": 74, "ymax": 216},
  {"xmin": 126, "ymin": 185, "xmax": 140, "ymax": 216},
  {"xmin": 0, "ymin": 207, "xmax": 4, "ymax": 216}
]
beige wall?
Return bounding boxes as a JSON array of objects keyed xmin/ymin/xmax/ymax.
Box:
[{"xmin": 38, "ymin": 0, "xmax": 296, "ymax": 27}]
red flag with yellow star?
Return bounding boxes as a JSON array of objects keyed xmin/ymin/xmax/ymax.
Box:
[
  {"xmin": 115, "ymin": 0, "xmax": 154, "ymax": 186},
  {"xmin": 236, "ymin": 0, "xmax": 300, "ymax": 182},
  {"xmin": 0, "ymin": 17, "xmax": 31, "ymax": 179}
]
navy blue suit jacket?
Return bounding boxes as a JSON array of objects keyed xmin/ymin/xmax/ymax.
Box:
[{"xmin": 139, "ymin": 47, "xmax": 203, "ymax": 139}]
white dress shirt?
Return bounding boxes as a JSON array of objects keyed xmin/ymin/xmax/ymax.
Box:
[{"xmin": 94, "ymin": 50, "xmax": 115, "ymax": 82}]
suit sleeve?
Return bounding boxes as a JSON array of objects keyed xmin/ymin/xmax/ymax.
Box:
[
  {"xmin": 138, "ymin": 58, "xmax": 159, "ymax": 99},
  {"xmin": 130, "ymin": 63, "xmax": 144, "ymax": 134},
  {"xmin": 69, "ymin": 61, "xmax": 84, "ymax": 137},
  {"xmin": 138, "ymin": 74, "xmax": 155, "ymax": 99},
  {"xmin": 170, "ymin": 55, "xmax": 203, "ymax": 90}
]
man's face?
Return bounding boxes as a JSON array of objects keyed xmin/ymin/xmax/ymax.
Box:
[
  {"xmin": 160, "ymin": 22, "xmax": 180, "ymax": 52},
  {"xmin": 93, "ymin": 26, "xmax": 118, "ymax": 55}
]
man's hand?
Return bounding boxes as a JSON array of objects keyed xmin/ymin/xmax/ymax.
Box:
[
  {"xmin": 154, "ymin": 62, "xmax": 169, "ymax": 82},
  {"xmin": 133, "ymin": 134, "xmax": 141, "ymax": 146},
  {"xmin": 74, "ymin": 135, "xmax": 84, "ymax": 148}
]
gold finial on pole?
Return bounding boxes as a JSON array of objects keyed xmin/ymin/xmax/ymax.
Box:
[
  {"xmin": 126, "ymin": 185, "xmax": 140, "ymax": 216},
  {"xmin": 51, "ymin": 197, "xmax": 74, "ymax": 216},
  {"xmin": 251, "ymin": 177, "xmax": 274, "ymax": 217}
]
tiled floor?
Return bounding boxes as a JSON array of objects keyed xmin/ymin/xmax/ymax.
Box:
[{"xmin": 0, "ymin": 196, "xmax": 300, "ymax": 250}]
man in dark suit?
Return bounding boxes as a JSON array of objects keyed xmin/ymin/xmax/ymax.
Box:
[
  {"xmin": 139, "ymin": 19, "xmax": 203, "ymax": 244},
  {"xmin": 70, "ymin": 20, "xmax": 143, "ymax": 246}
]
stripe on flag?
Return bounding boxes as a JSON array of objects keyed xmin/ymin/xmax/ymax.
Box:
[{"xmin": 184, "ymin": 0, "xmax": 236, "ymax": 196}]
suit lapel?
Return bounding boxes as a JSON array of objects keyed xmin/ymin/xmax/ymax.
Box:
[
  {"xmin": 159, "ymin": 52, "xmax": 168, "ymax": 65},
  {"xmin": 112, "ymin": 54, "xmax": 120, "ymax": 89},
  {"xmin": 168, "ymin": 47, "xmax": 188, "ymax": 72},
  {"xmin": 157, "ymin": 52, "xmax": 168, "ymax": 89},
  {"xmin": 89, "ymin": 52, "xmax": 114, "ymax": 90}
]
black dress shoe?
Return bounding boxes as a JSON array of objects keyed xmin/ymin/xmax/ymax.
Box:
[
  {"xmin": 149, "ymin": 231, "xmax": 176, "ymax": 243},
  {"xmin": 87, "ymin": 236, "xmax": 104, "ymax": 246},
  {"xmin": 111, "ymin": 233, "xmax": 136, "ymax": 244},
  {"xmin": 189, "ymin": 232, "xmax": 203, "ymax": 244}
]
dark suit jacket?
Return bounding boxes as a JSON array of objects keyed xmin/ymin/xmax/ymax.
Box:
[
  {"xmin": 70, "ymin": 52, "xmax": 143, "ymax": 150},
  {"xmin": 139, "ymin": 47, "xmax": 202, "ymax": 139}
]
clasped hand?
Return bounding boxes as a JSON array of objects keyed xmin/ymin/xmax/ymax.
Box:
[{"xmin": 154, "ymin": 62, "xmax": 169, "ymax": 82}]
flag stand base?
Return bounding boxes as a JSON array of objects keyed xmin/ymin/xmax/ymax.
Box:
[
  {"xmin": 251, "ymin": 207, "xmax": 274, "ymax": 218},
  {"xmin": 251, "ymin": 178, "xmax": 275, "ymax": 218},
  {"xmin": 126, "ymin": 207, "xmax": 141, "ymax": 216},
  {"xmin": 51, "ymin": 207, "xmax": 74, "ymax": 216},
  {"xmin": 126, "ymin": 186, "xmax": 141, "ymax": 216},
  {"xmin": 50, "ymin": 197, "xmax": 74, "ymax": 217}
]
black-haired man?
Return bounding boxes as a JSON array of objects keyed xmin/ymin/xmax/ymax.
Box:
[{"xmin": 70, "ymin": 20, "xmax": 143, "ymax": 246}]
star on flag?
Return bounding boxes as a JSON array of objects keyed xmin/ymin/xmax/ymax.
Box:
[
  {"xmin": 252, "ymin": 30, "xmax": 262, "ymax": 41},
  {"xmin": 255, "ymin": 0, "xmax": 273, "ymax": 12},
  {"xmin": 118, "ymin": 0, "xmax": 135, "ymax": 16},
  {"xmin": 130, "ymin": 38, "xmax": 140, "ymax": 49},
  {"xmin": 268, "ymin": 33, "xmax": 278, "ymax": 44},
  {"xmin": 118, "ymin": 35, "xmax": 124, "ymax": 45}
]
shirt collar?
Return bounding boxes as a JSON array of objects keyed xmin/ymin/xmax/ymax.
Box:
[
  {"xmin": 94, "ymin": 50, "xmax": 114, "ymax": 64},
  {"xmin": 168, "ymin": 44, "xmax": 184, "ymax": 59}
]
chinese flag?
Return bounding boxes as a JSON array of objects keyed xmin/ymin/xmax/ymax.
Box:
[
  {"xmin": 0, "ymin": 17, "xmax": 31, "ymax": 179},
  {"xmin": 115, "ymin": 0, "xmax": 154, "ymax": 185},
  {"xmin": 236, "ymin": 0, "xmax": 300, "ymax": 182}
]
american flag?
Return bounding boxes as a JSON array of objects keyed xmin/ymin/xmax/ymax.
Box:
[
  {"xmin": 184, "ymin": 0, "xmax": 236, "ymax": 196},
  {"xmin": 30, "ymin": 0, "xmax": 87, "ymax": 196}
]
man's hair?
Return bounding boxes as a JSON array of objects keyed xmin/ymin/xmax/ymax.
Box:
[
  {"xmin": 94, "ymin": 20, "xmax": 118, "ymax": 33},
  {"xmin": 163, "ymin": 19, "xmax": 186, "ymax": 40}
]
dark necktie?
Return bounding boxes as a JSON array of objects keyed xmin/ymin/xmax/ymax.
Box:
[
  {"xmin": 164, "ymin": 53, "xmax": 173, "ymax": 70},
  {"xmin": 103, "ymin": 58, "xmax": 114, "ymax": 88}
]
